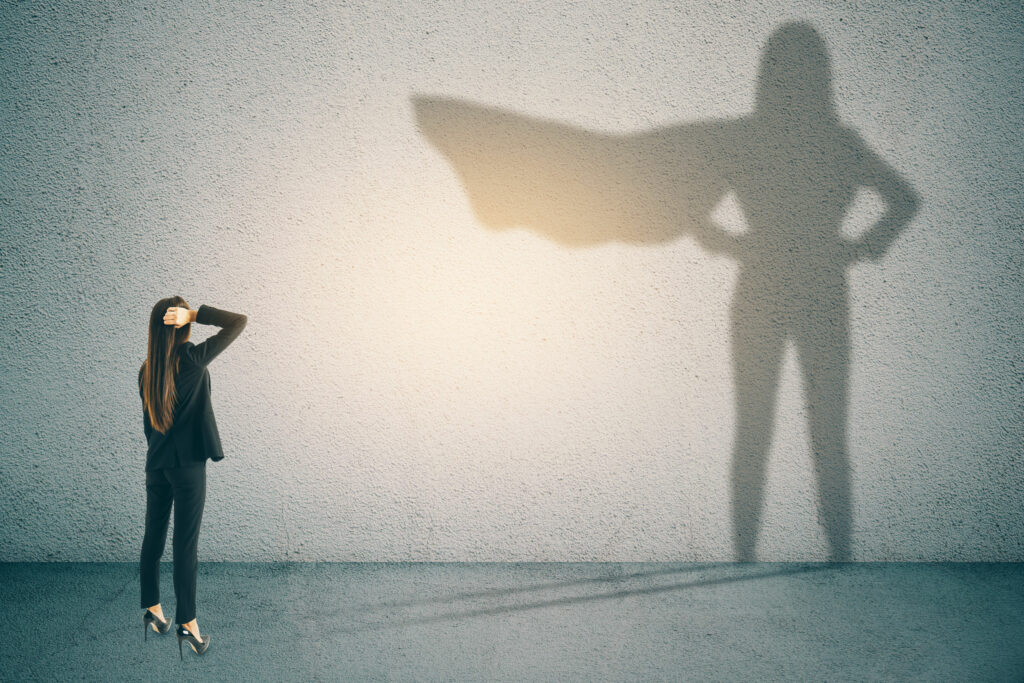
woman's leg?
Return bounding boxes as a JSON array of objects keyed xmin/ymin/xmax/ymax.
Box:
[
  {"xmin": 140, "ymin": 469, "xmax": 173, "ymax": 611},
  {"xmin": 167, "ymin": 462, "xmax": 207, "ymax": 626}
]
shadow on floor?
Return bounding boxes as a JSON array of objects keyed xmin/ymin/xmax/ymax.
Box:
[
  {"xmin": 343, "ymin": 563, "xmax": 833, "ymax": 632},
  {"xmin": 370, "ymin": 561, "xmax": 732, "ymax": 610},
  {"xmin": 2, "ymin": 562, "xmax": 1022, "ymax": 681}
]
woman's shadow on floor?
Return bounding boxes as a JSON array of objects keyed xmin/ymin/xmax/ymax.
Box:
[{"xmin": 413, "ymin": 21, "xmax": 919, "ymax": 562}]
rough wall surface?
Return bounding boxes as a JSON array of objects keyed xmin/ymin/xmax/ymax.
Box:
[{"xmin": 1, "ymin": 0, "xmax": 1021, "ymax": 561}]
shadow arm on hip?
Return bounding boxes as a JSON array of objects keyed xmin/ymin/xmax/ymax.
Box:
[{"xmin": 844, "ymin": 129, "xmax": 921, "ymax": 262}]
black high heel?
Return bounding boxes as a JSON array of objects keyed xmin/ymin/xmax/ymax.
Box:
[
  {"xmin": 176, "ymin": 624, "xmax": 210, "ymax": 659},
  {"xmin": 142, "ymin": 609, "xmax": 171, "ymax": 641}
]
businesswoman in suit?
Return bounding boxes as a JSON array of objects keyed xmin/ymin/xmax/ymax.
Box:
[{"xmin": 138, "ymin": 297, "xmax": 247, "ymax": 657}]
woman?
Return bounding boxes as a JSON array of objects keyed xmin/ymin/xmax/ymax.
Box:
[{"xmin": 138, "ymin": 297, "xmax": 247, "ymax": 657}]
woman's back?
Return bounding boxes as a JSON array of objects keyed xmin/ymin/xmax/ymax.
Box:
[{"xmin": 140, "ymin": 305, "xmax": 247, "ymax": 471}]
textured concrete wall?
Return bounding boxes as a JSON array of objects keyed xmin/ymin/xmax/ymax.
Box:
[{"xmin": 1, "ymin": 1, "xmax": 1021, "ymax": 561}]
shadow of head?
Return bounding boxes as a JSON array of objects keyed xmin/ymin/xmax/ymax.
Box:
[{"xmin": 755, "ymin": 21, "xmax": 838, "ymax": 129}]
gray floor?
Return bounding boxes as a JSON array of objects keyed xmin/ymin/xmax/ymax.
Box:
[{"xmin": 1, "ymin": 562, "xmax": 1022, "ymax": 681}]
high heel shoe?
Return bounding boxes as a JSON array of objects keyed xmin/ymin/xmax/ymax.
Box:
[
  {"xmin": 142, "ymin": 609, "xmax": 171, "ymax": 641},
  {"xmin": 176, "ymin": 625, "xmax": 210, "ymax": 659}
]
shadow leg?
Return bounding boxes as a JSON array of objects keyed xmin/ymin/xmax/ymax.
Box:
[
  {"xmin": 730, "ymin": 295, "xmax": 786, "ymax": 562},
  {"xmin": 796, "ymin": 302, "xmax": 852, "ymax": 562}
]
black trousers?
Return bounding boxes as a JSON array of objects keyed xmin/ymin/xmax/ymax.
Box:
[{"xmin": 139, "ymin": 461, "xmax": 206, "ymax": 624}]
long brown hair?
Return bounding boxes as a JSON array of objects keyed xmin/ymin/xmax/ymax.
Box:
[{"xmin": 140, "ymin": 296, "xmax": 192, "ymax": 433}]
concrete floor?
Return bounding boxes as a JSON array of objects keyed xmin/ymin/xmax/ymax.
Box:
[{"xmin": 1, "ymin": 562, "xmax": 1022, "ymax": 681}]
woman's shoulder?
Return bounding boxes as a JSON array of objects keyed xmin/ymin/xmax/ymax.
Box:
[{"xmin": 176, "ymin": 342, "xmax": 208, "ymax": 369}]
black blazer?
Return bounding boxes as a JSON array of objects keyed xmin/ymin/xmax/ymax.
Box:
[{"xmin": 139, "ymin": 304, "xmax": 248, "ymax": 471}]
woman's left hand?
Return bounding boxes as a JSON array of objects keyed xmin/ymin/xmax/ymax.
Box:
[{"xmin": 164, "ymin": 306, "xmax": 192, "ymax": 328}]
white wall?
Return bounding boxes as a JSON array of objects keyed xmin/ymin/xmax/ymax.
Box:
[{"xmin": 1, "ymin": 0, "xmax": 1021, "ymax": 560}]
